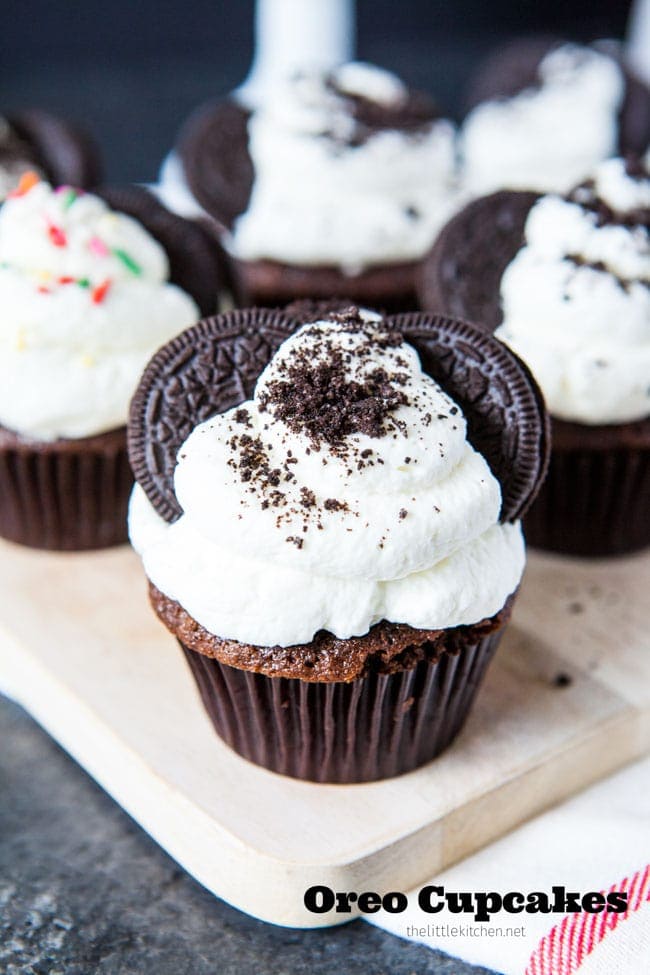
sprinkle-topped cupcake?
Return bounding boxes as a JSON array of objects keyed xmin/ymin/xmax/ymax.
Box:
[
  {"xmin": 164, "ymin": 62, "xmax": 461, "ymax": 308},
  {"xmin": 0, "ymin": 179, "xmax": 215, "ymax": 550},
  {"xmin": 128, "ymin": 305, "xmax": 548, "ymax": 781}
]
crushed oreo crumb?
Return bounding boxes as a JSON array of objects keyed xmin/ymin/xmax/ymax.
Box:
[{"xmin": 258, "ymin": 316, "xmax": 409, "ymax": 450}]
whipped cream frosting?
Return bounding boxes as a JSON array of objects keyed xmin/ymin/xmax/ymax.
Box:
[
  {"xmin": 461, "ymin": 44, "xmax": 625, "ymax": 195},
  {"xmin": 496, "ymin": 157, "xmax": 650, "ymax": 425},
  {"xmin": 129, "ymin": 315, "xmax": 524, "ymax": 648},
  {"xmin": 0, "ymin": 181, "xmax": 199, "ymax": 440},
  {"xmin": 230, "ymin": 62, "xmax": 461, "ymax": 272}
]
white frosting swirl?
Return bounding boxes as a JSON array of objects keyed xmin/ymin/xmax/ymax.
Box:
[
  {"xmin": 496, "ymin": 158, "xmax": 650, "ymax": 425},
  {"xmin": 227, "ymin": 62, "xmax": 462, "ymax": 272},
  {"xmin": 129, "ymin": 317, "xmax": 524, "ymax": 648},
  {"xmin": 0, "ymin": 181, "xmax": 199, "ymax": 440},
  {"xmin": 461, "ymin": 44, "xmax": 625, "ymax": 195}
]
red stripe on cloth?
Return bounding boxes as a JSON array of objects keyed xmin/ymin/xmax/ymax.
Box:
[{"xmin": 525, "ymin": 865, "xmax": 650, "ymax": 975}]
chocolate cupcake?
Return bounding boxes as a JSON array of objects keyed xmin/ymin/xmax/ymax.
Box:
[
  {"xmin": 0, "ymin": 109, "xmax": 100, "ymax": 200},
  {"xmin": 420, "ymin": 156, "xmax": 650, "ymax": 556},
  {"xmin": 0, "ymin": 179, "xmax": 220, "ymax": 550},
  {"xmin": 460, "ymin": 39, "xmax": 650, "ymax": 196},
  {"xmin": 161, "ymin": 62, "xmax": 462, "ymax": 310},
  {"xmin": 127, "ymin": 305, "xmax": 548, "ymax": 782}
]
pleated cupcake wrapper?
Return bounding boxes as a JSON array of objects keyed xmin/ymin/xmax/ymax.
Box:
[
  {"xmin": 523, "ymin": 443, "xmax": 650, "ymax": 557},
  {"xmin": 0, "ymin": 437, "xmax": 133, "ymax": 550},
  {"xmin": 180, "ymin": 629, "xmax": 503, "ymax": 783}
]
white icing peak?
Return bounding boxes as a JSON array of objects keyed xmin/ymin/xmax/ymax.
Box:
[
  {"xmin": 130, "ymin": 317, "xmax": 525, "ymax": 647},
  {"xmin": 461, "ymin": 43, "xmax": 625, "ymax": 195},
  {"xmin": 228, "ymin": 61, "xmax": 462, "ymax": 271},
  {"xmin": 0, "ymin": 181, "xmax": 199, "ymax": 440},
  {"xmin": 497, "ymin": 158, "xmax": 650, "ymax": 425}
]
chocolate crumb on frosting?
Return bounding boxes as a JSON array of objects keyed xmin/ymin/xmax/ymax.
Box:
[
  {"xmin": 257, "ymin": 314, "xmax": 409, "ymax": 449},
  {"xmin": 568, "ymin": 163, "xmax": 650, "ymax": 229},
  {"xmin": 322, "ymin": 73, "xmax": 439, "ymax": 148}
]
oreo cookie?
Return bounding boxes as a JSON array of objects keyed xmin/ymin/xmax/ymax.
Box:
[
  {"xmin": 9, "ymin": 108, "xmax": 101, "ymax": 189},
  {"xmin": 419, "ymin": 190, "xmax": 539, "ymax": 330},
  {"xmin": 463, "ymin": 37, "xmax": 650, "ymax": 157},
  {"xmin": 388, "ymin": 313, "xmax": 549, "ymax": 523},
  {"xmin": 128, "ymin": 308, "xmax": 549, "ymax": 525},
  {"xmin": 178, "ymin": 98, "xmax": 253, "ymax": 232},
  {"xmin": 99, "ymin": 185, "xmax": 224, "ymax": 316},
  {"xmin": 128, "ymin": 308, "xmax": 298, "ymax": 522}
]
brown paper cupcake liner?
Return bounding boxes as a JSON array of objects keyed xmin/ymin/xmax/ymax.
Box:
[
  {"xmin": 524, "ymin": 442, "xmax": 650, "ymax": 557},
  {"xmin": 0, "ymin": 426, "xmax": 132, "ymax": 550},
  {"xmin": 180, "ymin": 628, "xmax": 503, "ymax": 783}
]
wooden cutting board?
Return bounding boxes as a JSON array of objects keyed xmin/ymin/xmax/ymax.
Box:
[{"xmin": 0, "ymin": 538, "xmax": 648, "ymax": 927}]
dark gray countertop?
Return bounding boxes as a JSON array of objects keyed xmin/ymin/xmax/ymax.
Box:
[{"xmin": 0, "ymin": 695, "xmax": 497, "ymax": 975}]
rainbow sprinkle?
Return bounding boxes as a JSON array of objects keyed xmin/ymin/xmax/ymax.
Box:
[
  {"xmin": 89, "ymin": 236, "xmax": 110, "ymax": 257},
  {"xmin": 91, "ymin": 278, "xmax": 111, "ymax": 304},
  {"xmin": 47, "ymin": 222, "xmax": 67, "ymax": 248},
  {"xmin": 113, "ymin": 248, "xmax": 142, "ymax": 276},
  {"xmin": 61, "ymin": 188, "xmax": 78, "ymax": 210},
  {"xmin": 9, "ymin": 171, "xmax": 40, "ymax": 198}
]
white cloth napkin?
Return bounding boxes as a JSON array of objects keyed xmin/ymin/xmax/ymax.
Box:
[{"xmin": 364, "ymin": 757, "xmax": 650, "ymax": 975}]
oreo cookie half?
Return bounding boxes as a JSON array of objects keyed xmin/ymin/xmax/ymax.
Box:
[
  {"xmin": 178, "ymin": 98, "xmax": 253, "ymax": 231},
  {"xmin": 129, "ymin": 308, "xmax": 549, "ymax": 526},
  {"xmin": 9, "ymin": 109, "xmax": 102, "ymax": 189},
  {"xmin": 387, "ymin": 312, "xmax": 550, "ymax": 524},
  {"xmin": 419, "ymin": 190, "xmax": 538, "ymax": 330},
  {"xmin": 128, "ymin": 308, "xmax": 298, "ymax": 522},
  {"xmin": 99, "ymin": 185, "xmax": 224, "ymax": 316}
]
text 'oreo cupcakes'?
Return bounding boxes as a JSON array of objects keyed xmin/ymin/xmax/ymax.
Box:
[
  {"xmin": 128, "ymin": 306, "xmax": 548, "ymax": 783},
  {"xmin": 0, "ymin": 179, "xmax": 221, "ymax": 550},
  {"xmin": 420, "ymin": 156, "xmax": 650, "ymax": 556},
  {"xmin": 460, "ymin": 39, "xmax": 650, "ymax": 196},
  {"xmin": 0, "ymin": 109, "xmax": 101, "ymax": 200},
  {"xmin": 163, "ymin": 62, "xmax": 462, "ymax": 310}
]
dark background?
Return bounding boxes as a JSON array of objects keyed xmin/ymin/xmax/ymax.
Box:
[{"xmin": 0, "ymin": 0, "xmax": 632, "ymax": 183}]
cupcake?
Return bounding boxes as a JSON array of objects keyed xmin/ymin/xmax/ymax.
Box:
[
  {"xmin": 420, "ymin": 156, "xmax": 650, "ymax": 556},
  {"xmin": 0, "ymin": 109, "xmax": 100, "ymax": 200},
  {"xmin": 160, "ymin": 62, "xmax": 461, "ymax": 310},
  {"xmin": 128, "ymin": 305, "xmax": 548, "ymax": 782},
  {"xmin": 0, "ymin": 179, "xmax": 220, "ymax": 550},
  {"xmin": 460, "ymin": 39, "xmax": 650, "ymax": 196}
]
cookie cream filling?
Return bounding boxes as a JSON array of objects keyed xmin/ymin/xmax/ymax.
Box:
[
  {"xmin": 496, "ymin": 158, "xmax": 650, "ymax": 425},
  {"xmin": 461, "ymin": 44, "xmax": 625, "ymax": 195},
  {"xmin": 0, "ymin": 180, "xmax": 199, "ymax": 440},
  {"xmin": 227, "ymin": 62, "xmax": 461, "ymax": 272},
  {"xmin": 129, "ymin": 315, "xmax": 524, "ymax": 648}
]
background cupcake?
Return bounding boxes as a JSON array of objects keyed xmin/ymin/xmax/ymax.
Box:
[
  {"xmin": 420, "ymin": 155, "xmax": 650, "ymax": 556},
  {"xmin": 460, "ymin": 39, "xmax": 650, "ymax": 195},
  {"xmin": 160, "ymin": 62, "xmax": 462, "ymax": 310},
  {"xmin": 0, "ymin": 179, "xmax": 220, "ymax": 550},
  {"xmin": 128, "ymin": 305, "xmax": 548, "ymax": 782}
]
